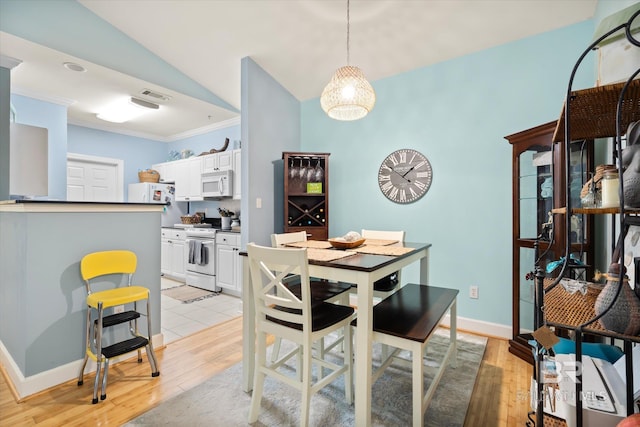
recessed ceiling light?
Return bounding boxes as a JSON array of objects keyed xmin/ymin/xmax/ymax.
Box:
[{"xmin": 63, "ymin": 62, "xmax": 86, "ymax": 72}]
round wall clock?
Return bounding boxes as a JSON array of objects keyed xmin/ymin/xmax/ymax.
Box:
[{"xmin": 378, "ymin": 149, "xmax": 433, "ymax": 204}]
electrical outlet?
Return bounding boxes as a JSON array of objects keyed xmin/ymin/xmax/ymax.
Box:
[
  {"xmin": 114, "ymin": 305, "xmax": 125, "ymax": 314},
  {"xmin": 470, "ymin": 286, "xmax": 479, "ymax": 299}
]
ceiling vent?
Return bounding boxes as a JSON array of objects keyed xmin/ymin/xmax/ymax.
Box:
[
  {"xmin": 140, "ymin": 88, "xmax": 172, "ymax": 102},
  {"xmin": 130, "ymin": 97, "xmax": 159, "ymax": 109}
]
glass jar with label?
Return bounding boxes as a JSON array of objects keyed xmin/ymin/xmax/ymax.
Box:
[{"xmin": 600, "ymin": 167, "xmax": 620, "ymax": 208}]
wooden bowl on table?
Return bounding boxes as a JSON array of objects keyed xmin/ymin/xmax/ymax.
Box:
[{"xmin": 328, "ymin": 238, "xmax": 365, "ymax": 250}]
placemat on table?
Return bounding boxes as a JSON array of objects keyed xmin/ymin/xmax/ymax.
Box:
[
  {"xmin": 285, "ymin": 240, "xmax": 333, "ymax": 249},
  {"xmin": 352, "ymin": 245, "xmax": 414, "ymax": 256},
  {"xmin": 363, "ymin": 238, "xmax": 398, "ymax": 246},
  {"xmin": 306, "ymin": 248, "xmax": 356, "ymax": 262}
]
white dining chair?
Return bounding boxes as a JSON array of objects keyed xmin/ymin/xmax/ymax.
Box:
[
  {"xmin": 361, "ymin": 229, "xmax": 406, "ymax": 298},
  {"xmin": 270, "ymin": 231, "xmax": 351, "ymax": 362},
  {"xmin": 247, "ymin": 243, "xmax": 355, "ymax": 427}
]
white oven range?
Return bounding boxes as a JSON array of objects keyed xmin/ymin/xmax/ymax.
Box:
[{"xmin": 185, "ymin": 228, "xmax": 219, "ymax": 292}]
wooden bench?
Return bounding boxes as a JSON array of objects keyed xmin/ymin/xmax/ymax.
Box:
[{"xmin": 362, "ymin": 284, "xmax": 458, "ymax": 427}]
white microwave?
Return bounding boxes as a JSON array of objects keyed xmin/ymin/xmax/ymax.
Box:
[{"xmin": 201, "ymin": 170, "xmax": 233, "ymax": 198}]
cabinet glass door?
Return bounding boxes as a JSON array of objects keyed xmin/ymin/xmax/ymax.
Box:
[{"xmin": 519, "ymin": 146, "xmax": 553, "ymax": 241}]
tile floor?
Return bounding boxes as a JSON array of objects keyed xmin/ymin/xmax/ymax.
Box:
[{"xmin": 160, "ymin": 277, "xmax": 243, "ymax": 344}]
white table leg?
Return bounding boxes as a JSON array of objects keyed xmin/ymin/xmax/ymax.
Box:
[
  {"xmin": 450, "ymin": 299, "xmax": 457, "ymax": 368},
  {"xmin": 242, "ymin": 255, "xmax": 255, "ymax": 392},
  {"xmin": 355, "ymin": 272, "xmax": 373, "ymax": 426},
  {"xmin": 419, "ymin": 248, "xmax": 429, "ymax": 284}
]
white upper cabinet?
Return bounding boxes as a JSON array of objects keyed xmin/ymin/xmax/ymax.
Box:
[
  {"xmin": 152, "ymin": 160, "xmax": 177, "ymax": 183},
  {"xmin": 151, "ymin": 149, "xmax": 240, "ymax": 201},
  {"xmin": 174, "ymin": 157, "xmax": 203, "ymax": 201},
  {"xmin": 202, "ymin": 151, "xmax": 233, "ymax": 174}
]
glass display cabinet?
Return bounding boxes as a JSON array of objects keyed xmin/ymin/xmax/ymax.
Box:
[{"xmin": 505, "ymin": 121, "xmax": 594, "ymax": 363}]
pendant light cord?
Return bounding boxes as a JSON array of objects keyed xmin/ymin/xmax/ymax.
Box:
[{"xmin": 346, "ymin": 0, "xmax": 350, "ymax": 65}]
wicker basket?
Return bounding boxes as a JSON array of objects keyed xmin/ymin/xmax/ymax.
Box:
[
  {"xmin": 544, "ymin": 278, "xmax": 606, "ymax": 330},
  {"xmin": 138, "ymin": 170, "xmax": 160, "ymax": 183},
  {"xmin": 180, "ymin": 215, "xmax": 201, "ymax": 224}
]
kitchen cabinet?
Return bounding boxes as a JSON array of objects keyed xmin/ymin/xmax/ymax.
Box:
[
  {"xmin": 504, "ymin": 122, "xmax": 594, "ymax": 363},
  {"xmin": 202, "ymin": 151, "xmax": 233, "ymax": 174},
  {"xmin": 233, "ymin": 149, "xmax": 241, "ymax": 200},
  {"xmin": 174, "ymin": 157, "xmax": 203, "ymax": 201},
  {"xmin": 282, "ymin": 152, "xmax": 329, "ymax": 240},
  {"xmin": 161, "ymin": 228, "xmax": 186, "ymax": 281},
  {"xmin": 152, "ymin": 150, "xmax": 240, "ymax": 200},
  {"xmin": 152, "ymin": 160, "xmax": 177, "ymax": 183},
  {"xmin": 216, "ymin": 232, "xmax": 241, "ymax": 295}
]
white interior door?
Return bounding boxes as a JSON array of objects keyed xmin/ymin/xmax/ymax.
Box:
[{"xmin": 67, "ymin": 153, "xmax": 123, "ymax": 202}]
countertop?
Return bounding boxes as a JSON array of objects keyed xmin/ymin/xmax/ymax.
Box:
[
  {"xmin": 0, "ymin": 199, "xmax": 167, "ymax": 205},
  {"xmin": 162, "ymin": 225, "xmax": 240, "ymax": 233},
  {"xmin": 0, "ymin": 200, "xmax": 165, "ymax": 213}
]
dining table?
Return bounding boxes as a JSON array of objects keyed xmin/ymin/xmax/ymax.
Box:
[{"xmin": 241, "ymin": 239, "xmax": 431, "ymax": 426}]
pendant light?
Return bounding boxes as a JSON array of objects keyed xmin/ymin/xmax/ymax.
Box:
[{"xmin": 320, "ymin": 0, "xmax": 375, "ymax": 121}]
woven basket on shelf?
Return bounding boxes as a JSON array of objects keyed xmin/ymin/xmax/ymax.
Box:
[
  {"xmin": 138, "ymin": 170, "xmax": 160, "ymax": 183},
  {"xmin": 544, "ymin": 278, "xmax": 606, "ymax": 330}
]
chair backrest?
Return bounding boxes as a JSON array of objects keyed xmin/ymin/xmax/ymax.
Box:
[
  {"xmin": 80, "ymin": 250, "xmax": 137, "ymax": 293},
  {"xmin": 270, "ymin": 231, "xmax": 308, "ymax": 248},
  {"xmin": 361, "ymin": 229, "xmax": 405, "ymax": 242},
  {"xmin": 247, "ymin": 243, "xmax": 311, "ymax": 331}
]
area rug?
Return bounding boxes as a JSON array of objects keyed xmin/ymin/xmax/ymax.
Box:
[
  {"xmin": 161, "ymin": 284, "xmax": 218, "ymax": 304},
  {"xmin": 124, "ymin": 329, "xmax": 487, "ymax": 426}
]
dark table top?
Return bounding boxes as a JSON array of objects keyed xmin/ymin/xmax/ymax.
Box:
[{"xmin": 240, "ymin": 242, "xmax": 431, "ymax": 273}]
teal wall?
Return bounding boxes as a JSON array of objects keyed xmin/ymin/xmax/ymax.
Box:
[
  {"xmin": 240, "ymin": 56, "xmax": 301, "ymax": 248},
  {"xmin": 300, "ymin": 21, "xmax": 596, "ymax": 327}
]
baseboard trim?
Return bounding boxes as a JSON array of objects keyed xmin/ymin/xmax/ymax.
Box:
[
  {"xmin": 439, "ymin": 314, "xmax": 511, "ymax": 340},
  {"xmin": 0, "ymin": 333, "xmax": 164, "ymax": 400}
]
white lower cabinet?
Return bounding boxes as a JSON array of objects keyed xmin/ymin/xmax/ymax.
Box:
[
  {"xmin": 161, "ymin": 228, "xmax": 186, "ymax": 281},
  {"xmin": 215, "ymin": 232, "xmax": 241, "ymax": 295}
]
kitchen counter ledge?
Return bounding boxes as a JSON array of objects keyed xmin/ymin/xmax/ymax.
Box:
[{"xmin": 0, "ymin": 199, "xmax": 165, "ymax": 213}]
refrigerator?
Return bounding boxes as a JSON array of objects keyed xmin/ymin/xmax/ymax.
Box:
[{"xmin": 128, "ymin": 182, "xmax": 187, "ymax": 226}]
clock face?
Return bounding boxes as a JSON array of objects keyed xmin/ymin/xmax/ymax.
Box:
[{"xmin": 378, "ymin": 149, "xmax": 433, "ymax": 204}]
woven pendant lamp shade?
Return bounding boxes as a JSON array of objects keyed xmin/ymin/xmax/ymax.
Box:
[{"xmin": 321, "ymin": 65, "xmax": 376, "ymax": 121}]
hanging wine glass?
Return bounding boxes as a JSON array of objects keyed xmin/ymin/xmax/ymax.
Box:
[
  {"xmin": 288, "ymin": 158, "xmax": 297, "ymax": 180},
  {"xmin": 313, "ymin": 159, "xmax": 324, "ymax": 183},
  {"xmin": 296, "ymin": 158, "xmax": 305, "ymax": 192},
  {"xmin": 301, "ymin": 157, "xmax": 313, "ymax": 188}
]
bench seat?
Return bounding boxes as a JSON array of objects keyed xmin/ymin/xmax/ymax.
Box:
[{"xmin": 357, "ymin": 283, "xmax": 458, "ymax": 427}]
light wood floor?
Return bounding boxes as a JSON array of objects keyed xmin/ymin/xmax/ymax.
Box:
[{"xmin": 0, "ymin": 317, "xmax": 533, "ymax": 426}]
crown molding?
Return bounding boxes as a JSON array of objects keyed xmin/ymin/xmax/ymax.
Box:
[
  {"xmin": 0, "ymin": 55, "xmax": 22, "ymax": 70},
  {"xmin": 11, "ymin": 86, "xmax": 76, "ymax": 107}
]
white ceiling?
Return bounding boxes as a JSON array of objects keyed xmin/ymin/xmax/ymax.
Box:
[{"xmin": 2, "ymin": 0, "xmax": 598, "ymax": 141}]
